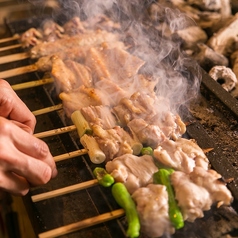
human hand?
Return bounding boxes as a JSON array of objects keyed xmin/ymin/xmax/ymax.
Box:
[
  {"xmin": 0, "ymin": 117, "xmax": 57, "ymax": 195},
  {"xmin": 0, "ymin": 79, "xmax": 36, "ymax": 133},
  {"xmin": 0, "ymin": 79, "xmax": 57, "ymax": 195}
]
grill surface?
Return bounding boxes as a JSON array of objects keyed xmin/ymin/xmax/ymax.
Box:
[{"xmin": 1, "ymin": 1, "xmax": 238, "ymax": 238}]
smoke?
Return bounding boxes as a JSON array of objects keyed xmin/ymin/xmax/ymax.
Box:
[
  {"xmin": 27, "ymin": 0, "xmax": 201, "ymax": 116},
  {"xmin": 54, "ymin": 0, "xmax": 201, "ymax": 115}
]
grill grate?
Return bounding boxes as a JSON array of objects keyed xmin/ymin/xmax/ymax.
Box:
[{"xmin": 0, "ymin": 10, "xmax": 238, "ymax": 238}]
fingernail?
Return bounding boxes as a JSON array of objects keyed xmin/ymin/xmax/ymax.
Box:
[{"xmin": 52, "ymin": 167, "xmax": 58, "ymax": 178}]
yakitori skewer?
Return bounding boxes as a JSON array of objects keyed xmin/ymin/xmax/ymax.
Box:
[
  {"xmin": 34, "ymin": 125, "xmax": 76, "ymax": 139},
  {"xmin": 0, "ymin": 34, "xmax": 20, "ymax": 44},
  {"xmin": 31, "ymin": 179, "xmax": 98, "ymax": 202},
  {"xmin": 11, "ymin": 77, "xmax": 53, "ymax": 90},
  {"xmin": 38, "ymin": 209, "xmax": 125, "ymax": 238},
  {"xmin": 32, "ymin": 104, "xmax": 63, "ymax": 116},
  {"xmin": 0, "ymin": 64, "xmax": 37, "ymax": 79},
  {"xmin": 0, "ymin": 52, "xmax": 29, "ymax": 64},
  {"xmin": 0, "ymin": 44, "xmax": 22, "ymax": 52},
  {"xmin": 53, "ymin": 149, "xmax": 88, "ymax": 162}
]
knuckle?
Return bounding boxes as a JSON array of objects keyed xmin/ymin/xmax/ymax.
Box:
[
  {"xmin": 0, "ymin": 92, "xmax": 13, "ymax": 109},
  {"xmin": 0, "ymin": 118, "xmax": 11, "ymax": 135},
  {"xmin": 33, "ymin": 140, "xmax": 50, "ymax": 158}
]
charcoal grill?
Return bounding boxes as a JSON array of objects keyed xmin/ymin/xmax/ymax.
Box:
[{"xmin": 1, "ymin": 1, "xmax": 238, "ymax": 238}]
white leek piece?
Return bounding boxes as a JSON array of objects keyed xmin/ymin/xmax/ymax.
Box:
[
  {"xmin": 80, "ymin": 134, "xmax": 106, "ymax": 164},
  {"xmin": 71, "ymin": 110, "xmax": 92, "ymax": 138}
]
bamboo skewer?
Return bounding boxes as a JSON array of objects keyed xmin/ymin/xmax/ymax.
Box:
[
  {"xmin": 32, "ymin": 179, "xmax": 99, "ymax": 202},
  {"xmin": 0, "ymin": 34, "xmax": 20, "ymax": 44},
  {"xmin": 0, "ymin": 64, "xmax": 37, "ymax": 79},
  {"xmin": 32, "ymin": 104, "xmax": 63, "ymax": 116},
  {"xmin": 0, "ymin": 44, "xmax": 22, "ymax": 52},
  {"xmin": 11, "ymin": 77, "xmax": 54, "ymax": 90},
  {"xmin": 38, "ymin": 209, "xmax": 125, "ymax": 238},
  {"xmin": 0, "ymin": 52, "xmax": 29, "ymax": 64},
  {"xmin": 54, "ymin": 149, "xmax": 88, "ymax": 162},
  {"xmin": 34, "ymin": 125, "xmax": 77, "ymax": 138}
]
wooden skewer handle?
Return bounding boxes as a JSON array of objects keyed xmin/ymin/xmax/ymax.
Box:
[
  {"xmin": 11, "ymin": 78, "xmax": 53, "ymax": 91},
  {"xmin": 34, "ymin": 125, "xmax": 76, "ymax": 138},
  {"xmin": 0, "ymin": 52, "xmax": 29, "ymax": 64},
  {"xmin": 54, "ymin": 149, "xmax": 88, "ymax": 162},
  {"xmin": 0, "ymin": 34, "xmax": 20, "ymax": 44},
  {"xmin": 32, "ymin": 104, "xmax": 63, "ymax": 116},
  {"xmin": 0, "ymin": 64, "xmax": 37, "ymax": 79},
  {"xmin": 38, "ymin": 209, "xmax": 125, "ymax": 238},
  {"xmin": 31, "ymin": 179, "xmax": 99, "ymax": 202},
  {"xmin": 0, "ymin": 44, "xmax": 21, "ymax": 53}
]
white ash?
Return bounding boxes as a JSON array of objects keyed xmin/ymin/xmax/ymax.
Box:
[{"xmin": 209, "ymin": 65, "xmax": 237, "ymax": 92}]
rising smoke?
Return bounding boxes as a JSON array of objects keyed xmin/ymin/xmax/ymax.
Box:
[{"xmin": 27, "ymin": 0, "xmax": 202, "ymax": 116}]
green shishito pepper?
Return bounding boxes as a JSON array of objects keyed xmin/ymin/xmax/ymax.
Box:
[
  {"xmin": 153, "ymin": 169, "xmax": 184, "ymax": 230},
  {"xmin": 93, "ymin": 167, "xmax": 115, "ymax": 187},
  {"xmin": 140, "ymin": 146, "xmax": 153, "ymax": 156},
  {"xmin": 112, "ymin": 182, "xmax": 140, "ymax": 238}
]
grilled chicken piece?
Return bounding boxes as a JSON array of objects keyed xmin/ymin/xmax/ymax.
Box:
[
  {"xmin": 92, "ymin": 125, "xmax": 133, "ymax": 161},
  {"xmin": 153, "ymin": 138, "xmax": 209, "ymax": 173},
  {"xmin": 20, "ymin": 28, "xmax": 43, "ymax": 48},
  {"xmin": 190, "ymin": 167, "xmax": 233, "ymax": 206},
  {"xmin": 51, "ymin": 56, "xmax": 92, "ymax": 93},
  {"xmin": 106, "ymin": 154, "xmax": 158, "ymax": 194},
  {"xmin": 30, "ymin": 29, "xmax": 122, "ymax": 59},
  {"xmin": 149, "ymin": 112, "xmax": 186, "ymax": 140},
  {"xmin": 35, "ymin": 42, "xmax": 127, "ymax": 72},
  {"xmin": 83, "ymin": 14, "xmax": 121, "ymax": 32},
  {"xmin": 81, "ymin": 105, "xmax": 117, "ymax": 130},
  {"xmin": 35, "ymin": 47, "xmax": 90, "ymax": 72},
  {"xmin": 41, "ymin": 19, "xmax": 65, "ymax": 42},
  {"xmin": 94, "ymin": 78, "xmax": 129, "ymax": 106},
  {"xmin": 128, "ymin": 118, "xmax": 166, "ymax": 148},
  {"xmin": 171, "ymin": 167, "xmax": 233, "ymax": 222},
  {"xmin": 94, "ymin": 76, "xmax": 158, "ymax": 108},
  {"xmin": 175, "ymin": 138, "xmax": 209, "ymax": 168},
  {"xmin": 112, "ymin": 92, "xmax": 186, "ymax": 141},
  {"xmin": 20, "ymin": 20, "xmax": 64, "ymax": 48},
  {"xmin": 112, "ymin": 92, "xmax": 156, "ymax": 127},
  {"xmin": 59, "ymin": 85, "xmax": 110, "ymax": 117},
  {"xmin": 85, "ymin": 45, "xmax": 145, "ymax": 83},
  {"xmin": 171, "ymin": 170, "xmax": 213, "ymax": 222},
  {"xmin": 132, "ymin": 184, "xmax": 174, "ymax": 237},
  {"xmin": 63, "ymin": 16, "xmax": 85, "ymax": 36}
]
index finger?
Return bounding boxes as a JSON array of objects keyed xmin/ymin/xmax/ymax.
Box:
[{"xmin": 0, "ymin": 79, "xmax": 36, "ymax": 131}]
